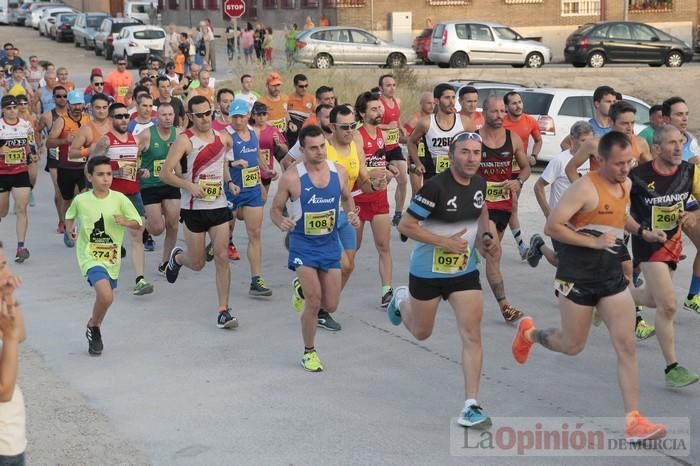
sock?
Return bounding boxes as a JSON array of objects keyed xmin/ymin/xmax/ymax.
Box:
[
  {"xmin": 512, "ymin": 228, "xmax": 525, "ymax": 247},
  {"xmin": 382, "ymin": 285, "xmax": 393, "ymax": 295},
  {"xmin": 17, "ymin": 242, "xmax": 24, "ymax": 249},
  {"xmin": 318, "ymin": 308, "xmax": 326, "ymax": 316},
  {"xmin": 304, "ymin": 346, "xmax": 315, "ymax": 354},
  {"xmin": 688, "ymin": 275, "xmax": 700, "ymax": 298},
  {"xmin": 135, "ymin": 275, "xmax": 144, "ymax": 284},
  {"xmin": 665, "ymin": 362, "xmax": 678, "ymax": 374},
  {"xmin": 252, "ymin": 275, "xmax": 260, "ymax": 285},
  {"xmin": 465, "ymin": 398, "xmax": 477, "ymax": 409},
  {"xmin": 394, "ymin": 210, "xmax": 402, "ymax": 216}
]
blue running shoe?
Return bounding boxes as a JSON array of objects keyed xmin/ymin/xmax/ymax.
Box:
[
  {"xmin": 458, "ymin": 405, "xmax": 492, "ymax": 428},
  {"xmin": 166, "ymin": 247, "xmax": 183, "ymax": 283},
  {"xmin": 387, "ymin": 285, "xmax": 408, "ymax": 326},
  {"xmin": 63, "ymin": 230, "xmax": 75, "ymax": 248}
]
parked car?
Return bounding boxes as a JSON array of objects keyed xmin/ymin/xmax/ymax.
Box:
[
  {"xmin": 124, "ymin": 0, "xmax": 152, "ymax": 23},
  {"xmin": 73, "ymin": 12, "xmax": 109, "ymax": 49},
  {"xmin": 29, "ymin": 2, "xmax": 61, "ymax": 28},
  {"xmin": 294, "ymin": 26, "xmax": 418, "ymax": 69},
  {"xmin": 564, "ymin": 21, "xmax": 693, "ymax": 68},
  {"xmin": 413, "ymin": 28, "xmax": 432, "ymax": 63},
  {"xmin": 94, "ymin": 16, "xmax": 142, "ymax": 60},
  {"xmin": 8, "ymin": 2, "xmax": 30, "ymax": 25},
  {"xmin": 428, "ymin": 21, "xmax": 552, "ymax": 68},
  {"xmin": 112, "ymin": 25, "xmax": 165, "ymax": 67},
  {"xmin": 38, "ymin": 5, "xmax": 74, "ymax": 36},
  {"xmin": 50, "ymin": 11, "xmax": 75, "ymax": 42}
]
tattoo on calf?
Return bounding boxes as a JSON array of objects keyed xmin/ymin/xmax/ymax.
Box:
[
  {"xmin": 534, "ymin": 329, "xmax": 557, "ymax": 350},
  {"xmin": 490, "ymin": 281, "xmax": 506, "ymax": 302}
]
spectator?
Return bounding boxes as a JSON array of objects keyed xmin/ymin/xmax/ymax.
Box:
[
  {"xmin": 0, "ymin": 48, "xmax": 25, "ymax": 78},
  {"xmin": 263, "ymin": 27, "xmax": 273, "ymax": 66},
  {"xmin": 319, "ymin": 14, "xmax": 330, "ymax": 27},
  {"xmin": 303, "ymin": 16, "xmax": 315, "ymax": 30},
  {"xmin": 254, "ymin": 23, "xmax": 265, "ymax": 63},
  {"xmin": 285, "ymin": 23, "xmax": 298, "ymax": 68},
  {"xmin": 173, "ymin": 46, "xmax": 186, "ymax": 80},
  {"xmin": 202, "ymin": 19, "xmax": 216, "ymax": 72},
  {"xmin": 241, "ymin": 23, "xmax": 255, "ymax": 65},
  {"xmin": 225, "ymin": 21, "xmax": 236, "ymax": 62},
  {"xmin": 165, "ymin": 24, "xmax": 179, "ymax": 60}
]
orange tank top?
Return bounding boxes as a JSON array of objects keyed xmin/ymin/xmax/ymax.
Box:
[
  {"xmin": 630, "ymin": 136, "xmax": 641, "ymax": 162},
  {"xmin": 569, "ymin": 172, "xmax": 628, "ymax": 236}
]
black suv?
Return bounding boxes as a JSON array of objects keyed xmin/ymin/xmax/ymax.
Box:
[
  {"xmin": 94, "ymin": 17, "xmax": 142, "ymax": 61},
  {"xmin": 564, "ymin": 21, "xmax": 693, "ymax": 68}
]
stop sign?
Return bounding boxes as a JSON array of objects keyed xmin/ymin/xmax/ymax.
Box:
[{"xmin": 223, "ymin": 0, "xmax": 245, "ymax": 18}]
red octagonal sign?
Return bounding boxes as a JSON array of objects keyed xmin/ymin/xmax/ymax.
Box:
[{"xmin": 223, "ymin": 0, "xmax": 245, "ymax": 18}]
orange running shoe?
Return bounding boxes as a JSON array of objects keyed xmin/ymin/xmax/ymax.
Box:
[
  {"xmin": 512, "ymin": 316, "xmax": 535, "ymax": 364},
  {"xmin": 624, "ymin": 411, "xmax": 667, "ymax": 443},
  {"xmin": 228, "ymin": 244, "xmax": 241, "ymax": 261}
]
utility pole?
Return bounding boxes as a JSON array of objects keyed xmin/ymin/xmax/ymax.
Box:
[{"xmin": 623, "ymin": 0, "xmax": 629, "ymax": 21}]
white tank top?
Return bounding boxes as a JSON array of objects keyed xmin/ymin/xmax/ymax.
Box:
[
  {"xmin": 181, "ymin": 130, "xmax": 228, "ymax": 210},
  {"xmin": 424, "ymin": 113, "xmax": 465, "ymax": 160}
]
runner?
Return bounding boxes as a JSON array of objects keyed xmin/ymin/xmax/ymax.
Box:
[
  {"xmin": 283, "ymin": 104, "xmax": 333, "ymax": 170},
  {"xmin": 388, "ymin": 131, "xmax": 497, "ymax": 428},
  {"xmin": 65, "ymin": 156, "xmax": 143, "ymax": 356},
  {"xmin": 638, "ymin": 104, "xmax": 663, "ymax": 148},
  {"xmin": 89, "ymin": 103, "xmax": 154, "ymax": 296},
  {"xmin": 377, "ymin": 74, "xmax": 409, "ymax": 228},
  {"xmin": 234, "ymin": 74, "xmax": 260, "ymax": 109},
  {"xmin": 354, "ymin": 91, "xmax": 399, "ymax": 307},
  {"xmin": 259, "ymin": 72, "xmax": 293, "ymax": 134},
  {"xmin": 160, "ymin": 95, "xmax": 241, "ymax": 329},
  {"xmin": 105, "ymin": 58, "xmax": 134, "ymax": 105},
  {"xmin": 512, "ymin": 131, "xmax": 668, "ymax": 442},
  {"xmin": 250, "ymin": 101, "xmax": 287, "ymax": 203},
  {"xmin": 302, "ymin": 85, "xmax": 336, "ymax": 128},
  {"xmin": 154, "ymin": 76, "xmax": 186, "ymax": 129},
  {"xmin": 46, "ymin": 90, "xmax": 91, "ymax": 248},
  {"xmin": 69, "ymin": 93, "xmax": 112, "ymax": 167},
  {"xmin": 458, "ymin": 86, "xmax": 484, "ymax": 129},
  {"xmin": 136, "ymin": 102, "xmax": 180, "ymax": 275},
  {"xmin": 212, "ymin": 88, "xmax": 235, "ymax": 132},
  {"xmin": 15, "ymin": 94, "xmax": 38, "ymax": 199},
  {"xmin": 286, "ymin": 73, "xmax": 314, "ymax": 146},
  {"xmin": 270, "ymin": 124, "xmax": 359, "ymax": 372},
  {"xmin": 403, "ymin": 92, "xmax": 435, "ymax": 198},
  {"xmin": 502, "ymin": 91, "xmax": 542, "ymax": 260},
  {"xmin": 126, "ymin": 93, "xmax": 155, "ymax": 136},
  {"xmin": 529, "ymin": 120, "xmax": 594, "ymax": 269},
  {"xmin": 560, "ymin": 85, "xmax": 616, "ymax": 150},
  {"xmin": 477, "ymin": 95, "xmax": 529, "ymax": 322},
  {"xmin": 628, "ymin": 124, "xmax": 700, "ymax": 387},
  {"xmin": 0, "ymin": 95, "xmax": 36, "ymax": 263}
]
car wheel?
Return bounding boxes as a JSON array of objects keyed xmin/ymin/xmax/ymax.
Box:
[
  {"xmin": 572, "ymin": 62, "xmax": 586, "ymax": 68},
  {"xmin": 386, "ymin": 53, "xmax": 406, "ymax": 68},
  {"xmin": 666, "ymin": 50, "xmax": 684, "ymax": 67},
  {"xmin": 587, "ymin": 52, "xmax": 606, "ymax": 68},
  {"xmin": 449, "ymin": 52, "xmax": 469, "ymax": 68},
  {"xmin": 314, "ymin": 53, "xmax": 333, "ymax": 70},
  {"xmin": 525, "ymin": 52, "xmax": 544, "ymax": 68},
  {"xmin": 84, "ymin": 39, "xmax": 90, "ymax": 49}
]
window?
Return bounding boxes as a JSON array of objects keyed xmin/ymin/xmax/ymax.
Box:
[
  {"xmin": 312, "ymin": 29, "xmax": 350, "ymax": 42},
  {"xmin": 629, "ymin": 24, "xmax": 657, "ymax": 41},
  {"xmin": 519, "ymin": 92, "xmax": 554, "ymax": 115},
  {"xmin": 589, "ymin": 25, "xmax": 608, "ymax": 39},
  {"xmin": 301, "ymin": 0, "xmax": 319, "ymax": 6},
  {"xmin": 455, "ymin": 24, "xmax": 469, "ymax": 40},
  {"xmin": 629, "ymin": 0, "xmax": 672, "ymax": 12},
  {"xmin": 469, "ymin": 24, "xmax": 493, "ymax": 41},
  {"xmin": 428, "ymin": 0, "xmax": 469, "ymax": 5},
  {"xmin": 191, "ymin": 0, "xmax": 204, "ymax": 9},
  {"xmin": 505, "ymin": 0, "xmax": 542, "ymax": 3},
  {"xmin": 561, "ymin": 0, "xmax": 600, "ymax": 16},
  {"xmin": 87, "ymin": 16, "xmax": 106, "ymax": 27},
  {"xmin": 493, "ymin": 27, "xmax": 521, "ymax": 41},
  {"xmin": 326, "ymin": 0, "xmax": 366, "ymax": 5},
  {"xmin": 607, "ymin": 23, "xmax": 631, "ymax": 40},
  {"xmin": 558, "ymin": 96, "xmax": 593, "ymax": 118},
  {"xmin": 350, "ymin": 29, "xmax": 376, "ymax": 44},
  {"xmin": 262, "ymin": 0, "xmax": 277, "ymax": 7},
  {"xmin": 134, "ymin": 30, "xmax": 166, "ymax": 39},
  {"xmin": 280, "ymin": 0, "xmax": 295, "ymax": 7},
  {"xmin": 432, "ymin": 24, "xmax": 445, "ymax": 39},
  {"xmin": 207, "ymin": 0, "xmax": 218, "ymax": 9}
]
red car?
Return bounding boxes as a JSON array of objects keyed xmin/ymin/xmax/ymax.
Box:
[{"xmin": 413, "ymin": 28, "xmax": 433, "ymax": 63}]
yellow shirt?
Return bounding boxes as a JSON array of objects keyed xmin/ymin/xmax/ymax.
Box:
[{"xmin": 326, "ymin": 141, "xmax": 360, "ymax": 188}]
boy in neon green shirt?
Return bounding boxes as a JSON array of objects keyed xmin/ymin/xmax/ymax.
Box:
[{"xmin": 65, "ymin": 156, "xmax": 142, "ymax": 356}]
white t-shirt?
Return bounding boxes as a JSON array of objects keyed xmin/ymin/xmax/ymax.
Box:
[
  {"xmin": 540, "ymin": 149, "xmax": 590, "ymax": 209},
  {"xmin": 0, "ymin": 343, "xmax": 26, "ymax": 456}
]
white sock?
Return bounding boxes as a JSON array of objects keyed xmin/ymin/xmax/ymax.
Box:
[{"xmin": 465, "ymin": 399, "xmax": 477, "ymax": 409}]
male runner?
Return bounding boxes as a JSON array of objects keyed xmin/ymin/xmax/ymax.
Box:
[
  {"xmin": 458, "ymin": 86, "xmax": 484, "ymax": 129},
  {"xmin": 512, "ymin": 131, "xmax": 668, "ymax": 442},
  {"xmin": 154, "ymin": 76, "xmax": 186, "ymax": 129},
  {"xmin": 259, "ymin": 72, "xmax": 293, "ymax": 134},
  {"xmin": 15, "ymin": 94, "xmax": 38, "ymax": 200},
  {"xmin": 477, "ymin": 95, "xmax": 529, "ymax": 322},
  {"xmin": 89, "ymin": 103, "xmax": 154, "ymax": 296},
  {"xmin": 403, "ymin": 92, "xmax": 435, "ymax": 198},
  {"xmin": 106, "ymin": 58, "xmax": 134, "ymax": 106},
  {"xmin": 234, "ymin": 74, "xmax": 260, "ymax": 109},
  {"xmin": 302, "ymin": 86, "xmax": 336, "ymax": 128},
  {"xmin": 225, "ymin": 99, "xmax": 274, "ymax": 297},
  {"xmin": 65, "ymin": 156, "xmax": 143, "ymax": 356},
  {"xmin": 270, "ymin": 125, "xmax": 359, "ymax": 372},
  {"xmin": 0, "ymin": 95, "xmax": 36, "ymax": 263},
  {"xmin": 127, "ymin": 93, "xmax": 156, "ymax": 136},
  {"xmin": 388, "ymin": 131, "xmax": 497, "ymax": 428},
  {"xmin": 161, "ymin": 95, "xmax": 241, "ymax": 329},
  {"xmin": 286, "ymin": 73, "xmax": 314, "ymax": 146},
  {"xmin": 136, "ymin": 102, "xmax": 180, "ymax": 274},
  {"xmin": 250, "ymin": 101, "xmax": 287, "ymax": 203},
  {"xmin": 502, "ymin": 91, "xmax": 542, "ymax": 260},
  {"xmin": 627, "ymin": 124, "xmax": 700, "ymax": 387},
  {"xmin": 637, "ymin": 104, "xmax": 663, "ymax": 148},
  {"xmin": 69, "ymin": 93, "xmax": 112, "ymax": 166},
  {"xmin": 36, "ymin": 83, "xmax": 66, "ymax": 232},
  {"xmin": 377, "ymin": 75, "xmax": 408, "ymax": 227},
  {"xmin": 560, "ymin": 85, "xmax": 616, "ymax": 150}
]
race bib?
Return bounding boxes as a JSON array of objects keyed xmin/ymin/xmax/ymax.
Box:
[
  {"xmin": 432, "ymin": 247, "xmax": 470, "ymax": 274},
  {"xmin": 153, "ymin": 159, "xmax": 165, "ymax": 178},
  {"xmin": 554, "ymin": 279, "xmax": 574, "ymax": 297},
  {"xmin": 242, "ymin": 166, "xmax": 260, "ymax": 188},
  {"xmin": 511, "ymin": 157, "xmax": 520, "ymax": 171},
  {"xmin": 116, "ymin": 160, "xmax": 137, "ymax": 181},
  {"xmin": 89, "ymin": 242, "xmax": 118, "ymax": 265},
  {"xmin": 417, "ymin": 142, "xmax": 425, "ymax": 157},
  {"xmin": 385, "ymin": 128, "xmax": 399, "ymax": 146},
  {"xmin": 304, "ymin": 209, "xmax": 335, "ymax": 236},
  {"xmin": 198, "ymin": 178, "xmax": 222, "ymax": 201},
  {"xmin": 27, "ymin": 132, "xmax": 35, "ymax": 145},
  {"xmin": 4, "ymin": 148, "xmax": 25, "ymax": 165},
  {"xmin": 271, "ymin": 119, "xmax": 286, "ymax": 131},
  {"xmin": 118, "ymin": 86, "xmax": 129, "ymax": 97},
  {"xmin": 436, "ymin": 155, "xmax": 450, "ymax": 173},
  {"xmin": 652, "ymin": 201, "xmax": 683, "ymax": 231},
  {"xmin": 485, "ymin": 181, "xmax": 510, "ymax": 202}
]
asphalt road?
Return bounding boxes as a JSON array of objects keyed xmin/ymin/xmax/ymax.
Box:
[{"xmin": 2, "ymin": 24, "xmax": 699, "ymax": 465}]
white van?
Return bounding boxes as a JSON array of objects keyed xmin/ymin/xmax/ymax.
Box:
[
  {"xmin": 124, "ymin": 1, "xmax": 153, "ymax": 24},
  {"xmin": 0, "ymin": 0, "xmax": 20, "ymax": 24}
]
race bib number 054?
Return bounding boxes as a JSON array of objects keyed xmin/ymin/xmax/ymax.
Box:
[{"xmin": 485, "ymin": 181, "xmax": 510, "ymax": 202}]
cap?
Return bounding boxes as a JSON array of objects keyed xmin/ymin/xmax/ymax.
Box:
[
  {"xmin": 91, "ymin": 67, "xmax": 103, "ymax": 77},
  {"xmin": 251, "ymin": 101, "xmax": 268, "ymax": 114},
  {"xmin": 266, "ymin": 72, "xmax": 283, "ymax": 86},
  {"xmin": 67, "ymin": 90, "xmax": 84, "ymax": 105},
  {"xmin": 1, "ymin": 95, "xmax": 17, "ymax": 108},
  {"xmin": 229, "ymin": 99, "xmax": 250, "ymax": 116}
]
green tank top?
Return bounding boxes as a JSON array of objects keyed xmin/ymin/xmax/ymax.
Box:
[{"xmin": 140, "ymin": 126, "xmax": 176, "ymax": 189}]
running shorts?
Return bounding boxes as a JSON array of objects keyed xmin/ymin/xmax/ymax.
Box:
[
  {"xmin": 141, "ymin": 185, "xmax": 181, "ymax": 205},
  {"xmin": 57, "ymin": 168, "xmax": 86, "ymax": 200},
  {"xmin": 488, "ymin": 209, "xmax": 512, "ymax": 233},
  {"xmin": 554, "ymin": 275, "xmax": 627, "ymax": 307},
  {"xmin": 409, "ymin": 270, "xmax": 481, "ymax": 301},
  {"xmin": 386, "ymin": 146, "xmax": 405, "ymax": 162},
  {"xmin": 86, "ymin": 265, "xmax": 118, "ymax": 289},
  {"xmin": 0, "ymin": 172, "xmax": 32, "ymax": 192},
  {"xmin": 180, "ymin": 207, "xmax": 232, "ymax": 234},
  {"xmin": 356, "ymin": 194, "xmax": 389, "ymax": 222}
]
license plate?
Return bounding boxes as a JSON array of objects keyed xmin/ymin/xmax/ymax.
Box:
[{"xmin": 567, "ymin": 46, "xmax": 575, "ymax": 51}]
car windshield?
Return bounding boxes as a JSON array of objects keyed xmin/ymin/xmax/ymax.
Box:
[
  {"xmin": 87, "ymin": 16, "xmax": 106, "ymax": 27},
  {"xmin": 132, "ymin": 4, "xmax": 149, "ymax": 13},
  {"xmin": 113, "ymin": 22, "xmax": 138, "ymax": 33},
  {"xmin": 433, "ymin": 24, "xmax": 445, "ymax": 39},
  {"xmin": 134, "ymin": 30, "xmax": 165, "ymax": 40},
  {"xmin": 61, "ymin": 14, "xmax": 76, "ymax": 24},
  {"xmin": 519, "ymin": 92, "xmax": 554, "ymax": 115},
  {"xmin": 494, "ymin": 27, "xmax": 521, "ymax": 41}
]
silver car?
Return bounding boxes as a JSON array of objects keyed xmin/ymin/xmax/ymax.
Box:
[
  {"xmin": 73, "ymin": 12, "xmax": 109, "ymax": 49},
  {"xmin": 428, "ymin": 21, "xmax": 552, "ymax": 68},
  {"xmin": 295, "ymin": 26, "xmax": 418, "ymax": 69}
]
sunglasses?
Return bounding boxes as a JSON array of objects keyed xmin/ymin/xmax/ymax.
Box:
[
  {"xmin": 333, "ymin": 122, "xmax": 360, "ymax": 131},
  {"xmin": 296, "ymin": 84, "xmax": 308, "ymax": 88},
  {"xmin": 112, "ymin": 113, "xmax": 130, "ymax": 120},
  {"xmin": 93, "ymin": 82, "xmax": 105, "ymax": 86},
  {"xmin": 191, "ymin": 110, "xmax": 212, "ymax": 119},
  {"xmin": 451, "ymin": 131, "xmax": 482, "ymax": 144},
  {"xmin": 117, "ymin": 62, "xmax": 127, "ymax": 66},
  {"xmin": 17, "ymin": 102, "xmax": 28, "ymax": 106},
  {"xmin": 54, "ymin": 94, "xmax": 67, "ymax": 99}
]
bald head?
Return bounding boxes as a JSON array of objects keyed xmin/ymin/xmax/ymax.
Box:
[
  {"xmin": 482, "ymin": 95, "xmax": 503, "ymax": 112},
  {"xmin": 482, "ymin": 95, "xmax": 506, "ymax": 129},
  {"xmin": 419, "ymin": 91, "xmax": 435, "ymax": 115}
]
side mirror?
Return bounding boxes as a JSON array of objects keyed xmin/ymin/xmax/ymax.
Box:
[{"xmin": 651, "ymin": 36, "xmax": 660, "ymax": 42}]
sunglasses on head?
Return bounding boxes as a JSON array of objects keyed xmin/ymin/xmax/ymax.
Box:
[
  {"xmin": 451, "ymin": 131, "xmax": 482, "ymax": 144},
  {"xmin": 333, "ymin": 121, "xmax": 360, "ymax": 131},
  {"xmin": 191, "ymin": 110, "xmax": 212, "ymax": 119},
  {"xmin": 112, "ymin": 113, "xmax": 130, "ymax": 120}
]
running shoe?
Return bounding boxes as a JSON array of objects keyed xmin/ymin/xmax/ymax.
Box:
[
  {"xmin": 392, "ymin": 211, "xmax": 402, "ymax": 227},
  {"xmin": 133, "ymin": 278, "xmax": 154, "ymax": 296},
  {"xmin": 387, "ymin": 285, "xmax": 408, "ymax": 326},
  {"xmin": 85, "ymin": 326, "xmax": 103, "ymax": 356},
  {"xmin": 228, "ymin": 243, "xmax": 241, "ymax": 261},
  {"xmin": 121, "ymin": 246, "xmax": 126, "ymax": 258},
  {"xmin": 633, "ymin": 275, "xmax": 644, "ymax": 288},
  {"xmin": 250, "ymin": 277, "xmax": 272, "ymax": 297},
  {"xmin": 526, "ymin": 234, "xmax": 545, "ymax": 268},
  {"xmin": 144, "ymin": 234, "xmax": 155, "ymax": 252},
  {"xmin": 157, "ymin": 262, "xmax": 167, "ymax": 275},
  {"xmin": 665, "ymin": 365, "xmax": 700, "ymax": 388},
  {"xmin": 291, "ymin": 277, "xmax": 305, "ymax": 312},
  {"xmin": 400, "ymin": 233, "xmax": 408, "ymax": 243},
  {"xmin": 512, "ymin": 316, "xmax": 534, "ymax": 364},
  {"xmin": 29, "ymin": 191, "xmax": 35, "ymax": 207},
  {"xmin": 683, "ymin": 295, "xmax": 700, "ymax": 314},
  {"xmin": 217, "ymin": 309, "xmax": 239, "ymax": 329},
  {"xmin": 205, "ymin": 241, "xmax": 214, "ymax": 262},
  {"xmin": 301, "ymin": 350, "xmax": 323, "ymax": 372},
  {"xmin": 166, "ymin": 247, "xmax": 183, "ymax": 283},
  {"xmin": 592, "ymin": 309, "xmax": 603, "ymax": 327},
  {"xmin": 317, "ymin": 310, "xmax": 341, "ymax": 331},
  {"xmin": 635, "ymin": 319, "xmax": 655, "ymax": 340},
  {"xmin": 381, "ymin": 288, "xmax": 394, "ymax": 309},
  {"xmin": 57, "ymin": 220, "xmax": 65, "ymax": 234},
  {"xmin": 500, "ymin": 304, "xmax": 523, "ymax": 322},
  {"xmin": 518, "ymin": 244, "xmax": 529, "ymax": 261},
  {"xmin": 624, "ymin": 412, "xmax": 667, "ymax": 443},
  {"xmin": 458, "ymin": 405, "xmax": 492, "ymax": 428},
  {"xmin": 14, "ymin": 247, "xmax": 29, "ymax": 264},
  {"xmin": 63, "ymin": 230, "xmax": 75, "ymax": 248}
]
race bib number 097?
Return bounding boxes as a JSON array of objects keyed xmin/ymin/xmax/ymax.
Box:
[{"xmin": 432, "ymin": 247, "xmax": 469, "ymax": 274}]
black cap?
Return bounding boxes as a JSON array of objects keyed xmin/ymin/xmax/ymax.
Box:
[
  {"xmin": 252, "ymin": 101, "xmax": 268, "ymax": 114},
  {"xmin": 1, "ymin": 95, "xmax": 17, "ymax": 108}
]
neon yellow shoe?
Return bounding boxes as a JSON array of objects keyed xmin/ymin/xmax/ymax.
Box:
[
  {"xmin": 683, "ymin": 294, "xmax": 700, "ymax": 314},
  {"xmin": 301, "ymin": 350, "xmax": 323, "ymax": 372},
  {"xmin": 592, "ymin": 309, "xmax": 603, "ymax": 327},
  {"xmin": 291, "ymin": 277, "xmax": 304, "ymax": 312},
  {"xmin": 635, "ymin": 319, "xmax": 655, "ymax": 340}
]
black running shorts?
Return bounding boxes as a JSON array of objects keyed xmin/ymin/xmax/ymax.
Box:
[{"xmin": 409, "ymin": 270, "xmax": 481, "ymax": 301}]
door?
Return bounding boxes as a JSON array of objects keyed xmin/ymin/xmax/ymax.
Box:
[
  {"xmin": 313, "ymin": 29, "xmax": 350, "ymax": 64},
  {"xmin": 349, "ymin": 29, "xmax": 381, "ymax": 64},
  {"xmin": 604, "ymin": 23, "xmax": 637, "ymax": 62},
  {"xmin": 492, "ymin": 26, "xmax": 524, "ymax": 64},
  {"xmin": 629, "ymin": 23, "xmax": 663, "ymax": 63},
  {"xmin": 467, "ymin": 23, "xmax": 495, "ymax": 64}
]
